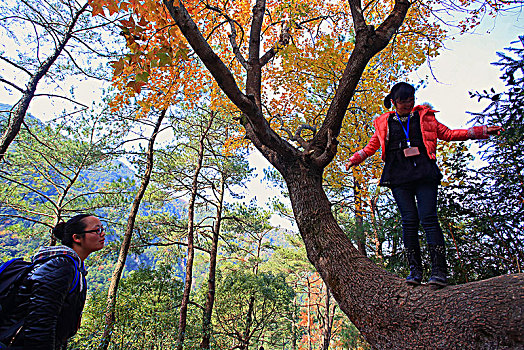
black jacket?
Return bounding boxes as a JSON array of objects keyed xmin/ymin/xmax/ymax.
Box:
[{"xmin": 0, "ymin": 246, "xmax": 87, "ymax": 350}]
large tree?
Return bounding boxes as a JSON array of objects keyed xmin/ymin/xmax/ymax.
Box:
[{"xmin": 94, "ymin": 0, "xmax": 524, "ymax": 348}]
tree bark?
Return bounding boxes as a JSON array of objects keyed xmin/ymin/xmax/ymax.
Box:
[
  {"xmin": 284, "ymin": 164, "xmax": 523, "ymax": 349},
  {"xmin": 306, "ymin": 277, "xmax": 313, "ymax": 350},
  {"xmin": 354, "ymin": 177, "xmax": 367, "ymax": 257},
  {"xmin": 370, "ymin": 196, "xmax": 384, "ymax": 262},
  {"xmin": 163, "ymin": 0, "xmax": 524, "ymax": 348},
  {"xmin": 240, "ymin": 296, "xmax": 256, "ymax": 350},
  {"xmin": 98, "ymin": 110, "xmax": 166, "ymax": 350}
]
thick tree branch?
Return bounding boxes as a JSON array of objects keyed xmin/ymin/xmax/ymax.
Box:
[
  {"xmin": 310, "ymin": 0, "xmax": 410, "ymax": 167},
  {"xmin": 163, "ymin": 0, "xmax": 297, "ymax": 161},
  {"xmin": 246, "ymin": 0, "xmax": 265, "ymax": 105},
  {"xmin": 260, "ymin": 26, "xmax": 291, "ymax": 66}
]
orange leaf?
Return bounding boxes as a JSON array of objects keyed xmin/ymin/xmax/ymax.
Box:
[
  {"xmin": 110, "ymin": 59, "xmax": 125, "ymax": 76},
  {"xmin": 89, "ymin": 0, "xmax": 105, "ymax": 16},
  {"xmin": 127, "ymin": 80, "xmax": 146, "ymax": 93}
]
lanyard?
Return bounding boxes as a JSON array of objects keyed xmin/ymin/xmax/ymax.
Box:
[{"xmin": 395, "ymin": 111, "xmax": 411, "ymax": 146}]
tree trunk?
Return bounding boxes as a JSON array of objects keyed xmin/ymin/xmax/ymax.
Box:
[
  {"xmin": 306, "ymin": 277, "xmax": 313, "ymax": 350},
  {"xmin": 370, "ymin": 196, "xmax": 384, "ymax": 262},
  {"xmin": 200, "ymin": 174, "xmax": 225, "ymax": 349},
  {"xmin": 354, "ymin": 177, "xmax": 367, "ymax": 257},
  {"xmin": 240, "ymin": 296, "xmax": 255, "ymax": 350},
  {"xmin": 98, "ymin": 110, "xmax": 165, "ymax": 350},
  {"xmin": 291, "ymin": 296, "xmax": 298, "ymax": 350},
  {"xmin": 176, "ymin": 114, "xmax": 215, "ymax": 350}
]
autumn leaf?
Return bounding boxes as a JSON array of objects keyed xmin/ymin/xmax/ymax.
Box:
[
  {"xmin": 120, "ymin": 16, "xmax": 135, "ymax": 28},
  {"xmin": 137, "ymin": 16, "xmax": 148, "ymax": 27},
  {"xmin": 175, "ymin": 48, "xmax": 189, "ymax": 61},
  {"xmin": 126, "ymin": 80, "xmax": 146, "ymax": 93},
  {"xmin": 110, "ymin": 58, "xmax": 125, "ymax": 76},
  {"xmin": 106, "ymin": 0, "xmax": 119, "ymax": 15},
  {"xmin": 89, "ymin": 0, "xmax": 105, "ymax": 16}
]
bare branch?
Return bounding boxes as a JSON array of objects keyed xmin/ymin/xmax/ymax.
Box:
[
  {"xmin": 0, "ymin": 56, "xmax": 34, "ymax": 76},
  {"xmin": 33, "ymin": 93, "xmax": 89, "ymax": 108},
  {"xmin": 0, "ymin": 78, "xmax": 25, "ymax": 93}
]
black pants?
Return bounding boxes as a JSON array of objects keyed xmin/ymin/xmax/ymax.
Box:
[{"xmin": 391, "ymin": 181, "xmax": 445, "ymax": 248}]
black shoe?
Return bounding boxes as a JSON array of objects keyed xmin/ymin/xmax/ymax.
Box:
[
  {"xmin": 405, "ymin": 247, "xmax": 422, "ymax": 285},
  {"xmin": 428, "ymin": 244, "xmax": 447, "ymax": 286}
]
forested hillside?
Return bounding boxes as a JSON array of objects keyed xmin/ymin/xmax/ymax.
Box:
[{"xmin": 0, "ymin": 0, "xmax": 522, "ymax": 349}]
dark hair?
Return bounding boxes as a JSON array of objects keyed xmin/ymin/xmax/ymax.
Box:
[
  {"xmin": 52, "ymin": 214, "xmax": 92, "ymax": 247},
  {"xmin": 384, "ymin": 82, "xmax": 415, "ymax": 108}
]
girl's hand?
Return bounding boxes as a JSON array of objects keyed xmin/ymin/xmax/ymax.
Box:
[
  {"xmin": 487, "ymin": 126, "xmax": 503, "ymax": 135},
  {"xmin": 345, "ymin": 161, "xmax": 354, "ymax": 171}
]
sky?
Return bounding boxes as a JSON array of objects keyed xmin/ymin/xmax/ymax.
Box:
[
  {"xmin": 1, "ymin": 8, "xmax": 520, "ymax": 129},
  {"xmin": 413, "ymin": 10, "xmax": 522, "ymax": 128}
]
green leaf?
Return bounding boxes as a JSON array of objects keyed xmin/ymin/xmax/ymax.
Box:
[
  {"xmin": 135, "ymin": 71, "xmax": 149, "ymax": 82},
  {"xmin": 156, "ymin": 52, "xmax": 171, "ymax": 66}
]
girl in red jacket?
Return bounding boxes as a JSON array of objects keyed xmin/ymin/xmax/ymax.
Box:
[{"xmin": 345, "ymin": 82, "xmax": 501, "ymax": 286}]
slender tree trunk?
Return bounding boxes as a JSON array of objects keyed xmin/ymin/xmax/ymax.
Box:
[
  {"xmin": 240, "ymin": 296, "xmax": 255, "ymax": 350},
  {"xmin": 306, "ymin": 277, "xmax": 313, "ymax": 350},
  {"xmin": 0, "ymin": 3, "xmax": 89, "ymax": 162},
  {"xmin": 353, "ymin": 176, "xmax": 367, "ymax": 257},
  {"xmin": 200, "ymin": 173, "xmax": 225, "ymax": 349},
  {"xmin": 370, "ymin": 196, "xmax": 383, "ymax": 262},
  {"xmin": 98, "ymin": 110, "xmax": 166, "ymax": 350},
  {"xmin": 176, "ymin": 114, "xmax": 215, "ymax": 350},
  {"xmin": 321, "ymin": 287, "xmax": 334, "ymax": 350},
  {"xmin": 291, "ymin": 295, "xmax": 298, "ymax": 350}
]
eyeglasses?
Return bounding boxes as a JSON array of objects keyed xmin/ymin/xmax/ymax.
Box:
[{"xmin": 83, "ymin": 226, "xmax": 105, "ymax": 236}]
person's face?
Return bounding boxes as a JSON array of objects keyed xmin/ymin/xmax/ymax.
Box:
[
  {"xmin": 393, "ymin": 96, "xmax": 415, "ymax": 116},
  {"xmin": 75, "ymin": 216, "xmax": 105, "ymax": 254}
]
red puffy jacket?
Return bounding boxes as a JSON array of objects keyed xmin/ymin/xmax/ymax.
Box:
[{"xmin": 348, "ymin": 105, "xmax": 489, "ymax": 166}]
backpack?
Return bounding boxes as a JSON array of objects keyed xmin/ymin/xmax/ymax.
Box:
[{"xmin": 0, "ymin": 254, "xmax": 81, "ymax": 342}]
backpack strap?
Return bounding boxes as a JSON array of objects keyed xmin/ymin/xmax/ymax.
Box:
[{"xmin": 61, "ymin": 255, "xmax": 80, "ymax": 294}]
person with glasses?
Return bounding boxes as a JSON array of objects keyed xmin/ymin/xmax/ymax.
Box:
[
  {"xmin": 345, "ymin": 82, "xmax": 502, "ymax": 287},
  {"xmin": 0, "ymin": 214, "xmax": 105, "ymax": 349}
]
